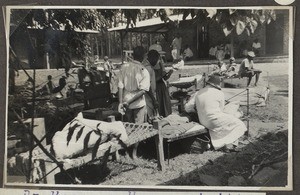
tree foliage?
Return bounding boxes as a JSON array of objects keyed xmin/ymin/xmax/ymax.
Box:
[{"xmin": 9, "ymin": 8, "xmax": 276, "ymax": 72}]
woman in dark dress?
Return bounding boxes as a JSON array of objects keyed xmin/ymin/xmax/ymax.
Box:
[{"xmin": 153, "ymin": 54, "xmax": 173, "ymax": 117}]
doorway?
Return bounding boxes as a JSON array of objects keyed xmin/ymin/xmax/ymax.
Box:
[
  {"xmin": 266, "ymin": 14, "xmax": 284, "ymax": 55},
  {"xmin": 197, "ymin": 25, "xmax": 209, "ymax": 59}
]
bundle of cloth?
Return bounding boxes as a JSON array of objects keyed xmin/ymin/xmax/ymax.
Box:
[{"xmin": 51, "ymin": 112, "xmax": 128, "ymax": 159}]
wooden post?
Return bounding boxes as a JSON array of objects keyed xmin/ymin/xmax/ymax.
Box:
[
  {"xmin": 120, "ymin": 31, "xmax": 124, "ymax": 63},
  {"xmin": 108, "ymin": 33, "xmax": 111, "ymax": 57},
  {"xmin": 43, "ymin": 161, "xmax": 60, "ymax": 184},
  {"xmin": 153, "ymin": 120, "xmax": 165, "ymax": 171},
  {"xmin": 246, "ymin": 88, "xmax": 250, "ymax": 137},
  {"xmin": 129, "ymin": 32, "xmax": 133, "ymax": 50},
  {"xmin": 45, "ymin": 52, "xmax": 50, "ymax": 69},
  {"xmin": 95, "ymin": 36, "xmax": 99, "ymax": 57},
  {"xmin": 194, "ymin": 78, "xmax": 198, "ymax": 91},
  {"xmin": 107, "ymin": 115, "xmax": 119, "ymax": 161}
]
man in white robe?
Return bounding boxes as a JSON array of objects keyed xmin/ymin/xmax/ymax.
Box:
[{"xmin": 195, "ymin": 75, "xmax": 247, "ymax": 149}]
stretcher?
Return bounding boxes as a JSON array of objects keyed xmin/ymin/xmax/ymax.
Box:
[{"xmin": 8, "ymin": 121, "xmax": 165, "ymax": 184}]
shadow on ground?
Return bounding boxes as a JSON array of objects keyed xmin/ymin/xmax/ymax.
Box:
[{"xmin": 161, "ymin": 130, "xmax": 288, "ymax": 187}]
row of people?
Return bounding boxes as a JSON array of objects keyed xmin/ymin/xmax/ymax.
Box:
[
  {"xmin": 210, "ymin": 51, "xmax": 261, "ymax": 87},
  {"xmin": 117, "ymin": 46, "xmax": 173, "ymax": 159}
]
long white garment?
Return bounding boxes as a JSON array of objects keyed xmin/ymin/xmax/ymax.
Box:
[{"xmin": 195, "ymin": 86, "xmax": 246, "ymax": 149}]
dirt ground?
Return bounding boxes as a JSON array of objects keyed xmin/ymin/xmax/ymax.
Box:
[
  {"xmin": 10, "ymin": 61, "xmax": 290, "ymax": 186},
  {"xmin": 96, "ymin": 62, "xmax": 290, "ymax": 186}
]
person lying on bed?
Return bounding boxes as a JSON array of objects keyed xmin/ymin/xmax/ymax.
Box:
[{"xmin": 195, "ymin": 75, "xmax": 247, "ymax": 150}]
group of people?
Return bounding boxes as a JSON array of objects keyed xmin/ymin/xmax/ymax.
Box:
[
  {"xmin": 170, "ymin": 33, "xmax": 194, "ymax": 62},
  {"xmin": 117, "ymin": 46, "xmax": 173, "ymax": 159},
  {"xmin": 211, "ymin": 51, "xmax": 261, "ymax": 87},
  {"xmin": 209, "ymin": 43, "xmax": 232, "ymax": 61}
]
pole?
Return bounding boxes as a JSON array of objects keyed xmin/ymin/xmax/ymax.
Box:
[
  {"xmin": 27, "ymin": 62, "xmax": 36, "ymax": 183},
  {"xmin": 246, "ymin": 88, "xmax": 250, "ymax": 137},
  {"xmin": 120, "ymin": 31, "xmax": 124, "ymax": 63}
]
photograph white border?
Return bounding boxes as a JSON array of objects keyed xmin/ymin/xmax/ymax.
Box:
[{"xmin": 3, "ymin": 5, "xmax": 294, "ymax": 192}]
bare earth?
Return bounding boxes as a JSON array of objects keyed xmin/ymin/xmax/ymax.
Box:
[{"xmin": 12, "ymin": 61, "xmax": 290, "ymax": 187}]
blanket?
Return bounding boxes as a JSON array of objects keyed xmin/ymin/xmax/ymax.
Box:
[{"xmin": 52, "ymin": 112, "xmax": 128, "ymax": 159}]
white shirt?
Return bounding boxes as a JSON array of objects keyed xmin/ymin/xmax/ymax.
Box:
[
  {"xmin": 183, "ymin": 48, "xmax": 193, "ymax": 57},
  {"xmin": 252, "ymin": 42, "xmax": 261, "ymax": 49},
  {"xmin": 118, "ymin": 60, "xmax": 150, "ymax": 109},
  {"xmin": 149, "ymin": 44, "xmax": 162, "ymax": 52}
]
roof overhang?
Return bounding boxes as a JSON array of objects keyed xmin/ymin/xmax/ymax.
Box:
[{"xmin": 108, "ymin": 14, "xmax": 193, "ymax": 34}]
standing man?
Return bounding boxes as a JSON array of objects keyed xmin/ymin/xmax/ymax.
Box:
[
  {"xmin": 170, "ymin": 33, "xmax": 182, "ymax": 61},
  {"xmin": 118, "ymin": 46, "xmax": 150, "ymax": 159},
  {"xmin": 238, "ymin": 51, "xmax": 262, "ymax": 87}
]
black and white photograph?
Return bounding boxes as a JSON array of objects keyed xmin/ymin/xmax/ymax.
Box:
[{"xmin": 4, "ymin": 6, "xmax": 293, "ymax": 190}]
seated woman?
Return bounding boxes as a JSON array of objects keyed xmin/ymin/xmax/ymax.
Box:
[
  {"xmin": 223, "ymin": 57, "xmax": 239, "ymax": 78},
  {"xmin": 195, "ymin": 75, "xmax": 247, "ymax": 150},
  {"xmin": 210, "ymin": 61, "xmax": 227, "ymax": 76}
]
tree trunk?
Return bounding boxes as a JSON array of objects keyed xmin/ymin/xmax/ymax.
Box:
[
  {"xmin": 230, "ymin": 34, "xmax": 234, "ymax": 57},
  {"xmin": 108, "ymin": 32, "xmax": 111, "ymax": 57},
  {"xmin": 129, "ymin": 32, "xmax": 132, "ymax": 50}
]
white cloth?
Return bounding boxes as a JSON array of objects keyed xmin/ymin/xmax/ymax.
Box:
[
  {"xmin": 172, "ymin": 59, "xmax": 185, "ymax": 70},
  {"xmin": 52, "ymin": 113, "xmax": 128, "ymax": 159},
  {"xmin": 171, "ymin": 49, "xmax": 178, "ymax": 60},
  {"xmin": 195, "ymin": 86, "xmax": 246, "ymax": 149},
  {"xmin": 252, "ymin": 42, "xmax": 261, "ymax": 49},
  {"xmin": 118, "ymin": 60, "xmax": 150, "ymax": 109},
  {"xmin": 209, "ymin": 47, "xmax": 217, "ymax": 56}
]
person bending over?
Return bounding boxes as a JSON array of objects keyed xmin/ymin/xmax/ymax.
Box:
[{"xmin": 195, "ymin": 75, "xmax": 247, "ymax": 150}]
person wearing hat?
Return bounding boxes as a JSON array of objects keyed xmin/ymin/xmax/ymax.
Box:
[
  {"xmin": 195, "ymin": 75, "xmax": 247, "ymax": 150},
  {"xmin": 238, "ymin": 51, "xmax": 262, "ymax": 87}
]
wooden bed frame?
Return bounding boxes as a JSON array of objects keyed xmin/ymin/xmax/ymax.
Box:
[{"xmin": 9, "ymin": 119, "xmax": 165, "ymax": 184}]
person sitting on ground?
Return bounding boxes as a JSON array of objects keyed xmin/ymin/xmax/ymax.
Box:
[
  {"xmin": 209, "ymin": 45, "xmax": 217, "ymax": 59},
  {"xmin": 215, "ymin": 44, "xmax": 225, "ymax": 62},
  {"xmin": 195, "ymin": 75, "xmax": 247, "ymax": 150},
  {"xmin": 211, "ymin": 61, "xmax": 227, "ymax": 76},
  {"xmin": 38, "ymin": 75, "xmax": 55, "ymax": 95},
  {"xmin": 252, "ymin": 38, "xmax": 261, "ymax": 56},
  {"xmin": 183, "ymin": 45, "xmax": 193, "ymax": 61},
  {"xmin": 172, "ymin": 55, "xmax": 185, "ymax": 70},
  {"xmin": 224, "ymin": 57, "xmax": 239, "ymax": 78},
  {"xmin": 118, "ymin": 46, "xmax": 150, "ymax": 159},
  {"xmin": 149, "ymin": 40, "xmax": 162, "ymax": 52},
  {"xmin": 238, "ymin": 51, "xmax": 262, "ymax": 87}
]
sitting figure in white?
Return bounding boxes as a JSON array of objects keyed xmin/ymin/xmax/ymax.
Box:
[{"xmin": 195, "ymin": 75, "xmax": 247, "ymax": 149}]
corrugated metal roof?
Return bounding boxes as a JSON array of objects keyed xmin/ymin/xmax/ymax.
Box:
[{"xmin": 108, "ymin": 14, "xmax": 193, "ymax": 33}]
